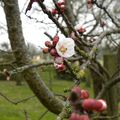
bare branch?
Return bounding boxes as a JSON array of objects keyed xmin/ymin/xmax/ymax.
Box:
[
  {"xmin": 96, "ymin": 75, "xmax": 120, "ymax": 99},
  {"xmin": 0, "ymin": 92, "xmax": 35, "ymax": 105}
]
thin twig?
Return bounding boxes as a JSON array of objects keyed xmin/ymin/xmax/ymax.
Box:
[
  {"xmin": 0, "ymin": 92, "xmax": 35, "ymax": 105},
  {"xmin": 38, "ymin": 110, "xmax": 48, "ymax": 120},
  {"xmin": 93, "ymin": 113, "xmax": 120, "ymax": 119},
  {"xmin": 24, "ymin": 110, "xmax": 30, "ymax": 120}
]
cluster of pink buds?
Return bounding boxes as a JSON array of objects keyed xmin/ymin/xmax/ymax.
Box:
[
  {"xmin": 43, "ymin": 36, "xmax": 75, "ymax": 71},
  {"xmin": 51, "ymin": 0, "xmax": 65, "ymax": 15},
  {"xmin": 43, "ymin": 35, "xmax": 65, "ymax": 71},
  {"xmin": 68, "ymin": 86, "xmax": 107, "ymax": 120},
  {"xmin": 82, "ymin": 99, "xmax": 107, "ymax": 112}
]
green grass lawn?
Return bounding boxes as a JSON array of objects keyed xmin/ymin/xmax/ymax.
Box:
[{"xmin": 0, "ymin": 67, "xmax": 93, "ymax": 120}]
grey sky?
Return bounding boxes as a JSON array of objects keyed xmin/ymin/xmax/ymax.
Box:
[{"xmin": 0, "ymin": 0, "xmax": 57, "ymax": 48}]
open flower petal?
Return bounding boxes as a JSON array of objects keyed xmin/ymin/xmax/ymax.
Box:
[{"xmin": 56, "ymin": 38, "xmax": 75, "ymax": 58}]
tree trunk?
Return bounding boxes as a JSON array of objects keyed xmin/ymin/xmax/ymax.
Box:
[
  {"xmin": 90, "ymin": 65, "xmax": 103, "ymax": 97},
  {"xmin": 117, "ymin": 45, "xmax": 120, "ymax": 102},
  {"xmin": 104, "ymin": 54, "xmax": 119, "ymax": 120},
  {"xmin": 15, "ymin": 73, "xmax": 23, "ymax": 86},
  {"xmin": 65, "ymin": 0, "xmax": 76, "ymax": 26},
  {"xmin": 3, "ymin": 0, "xmax": 63, "ymax": 114}
]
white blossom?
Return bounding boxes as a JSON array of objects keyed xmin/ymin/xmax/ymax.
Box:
[{"xmin": 56, "ymin": 38, "xmax": 75, "ymax": 58}]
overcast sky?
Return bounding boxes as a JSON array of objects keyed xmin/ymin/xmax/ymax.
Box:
[
  {"xmin": 0, "ymin": 0, "xmax": 58, "ymax": 48},
  {"xmin": 0, "ymin": 0, "xmax": 96, "ymax": 49}
]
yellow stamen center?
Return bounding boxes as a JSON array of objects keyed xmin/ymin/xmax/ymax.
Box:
[{"xmin": 59, "ymin": 45, "xmax": 67, "ymax": 54}]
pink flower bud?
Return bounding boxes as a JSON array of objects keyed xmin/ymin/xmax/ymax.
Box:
[
  {"xmin": 54, "ymin": 63, "xmax": 65, "ymax": 71},
  {"xmin": 87, "ymin": 0, "xmax": 93, "ymax": 4},
  {"xmin": 81, "ymin": 90, "xmax": 89, "ymax": 99},
  {"xmin": 43, "ymin": 47, "xmax": 49, "ymax": 54},
  {"xmin": 58, "ymin": 64, "xmax": 65, "ymax": 71},
  {"xmin": 71, "ymin": 87, "xmax": 81, "ymax": 98},
  {"xmin": 57, "ymin": 2, "xmax": 65, "ymax": 7},
  {"xmin": 82, "ymin": 99, "xmax": 102, "ymax": 111},
  {"xmin": 69, "ymin": 113, "xmax": 90, "ymax": 120},
  {"xmin": 54, "ymin": 56, "xmax": 64, "ymax": 64},
  {"xmin": 53, "ymin": 35, "xmax": 59, "ymax": 46},
  {"xmin": 97, "ymin": 99, "xmax": 107, "ymax": 112},
  {"xmin": 100, "ymin": 21, "xmax": 106, "ymax": 27},
  {"xmin": 45, "ymin": 41, "xmax": 53, "ymax": 48},
  {"xmin": 79, "ymin": 115, "xmax": 90, "ymax": 120},
  {"xmin": 69, "ymin": 113, "xmax": 80, "ymax": 120},
  {"xmin": 51, "ymin": 9, "xmax": 58, "ymax": 15},
  {"xmin": 78, "ymin": 27, "xmax": 86, "ymax": 33},
  {"xmin": 50, "ymin": 49, "xmax": 58, "ymax": 56},
  {"xmin": 82, "ymin": 99, "xmax": 107, "ymax": 112},
  {"xmin": 87, "ymin": 0, "xmax": 93, "ymax": 9}
]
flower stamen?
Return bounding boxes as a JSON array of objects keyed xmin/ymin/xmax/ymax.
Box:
[{"xmin": 59, "ymin": 45, "xmax": 67, "ymax": 54}]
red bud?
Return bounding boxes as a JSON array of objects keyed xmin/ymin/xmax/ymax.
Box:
[
  {"xmin": 69, "ymin": 113, "xmax": 90, "ymax": 120},
  {"xmin": 57, "ymin": 2, "xmax": 65, "ymax": 7},
  {"xmin": 71, "ymin": 87, "xmax": 81, "ymax": 98},
  {"xmin": 69, "ymin": 113, "xmax": 81, "ymax": 120},
  {"xmin": 97, "ymin": 99, "xmax": 107, "ymax": 112},
  {"xmin": 51, "ymin": 9, "xmax": 58, "ymax": 15},
  {"xmin": 54, "ymin": 63, "xmax": 65, "ymax": 71},
  {"xmin": 53, "ymin": 35, "xmax": 59, "ymax": 46},
  {"xmin": 82, "ymin": 99, "xmax": 107, "ymax": 112},
  {"xmin": 81, "ymin": 90, "xmax": 89, "ymax": 99},
  {"xmin": 45, "ymin": 41, "xmax": 53, "ymax": 48},
  {"xmin": 79, "ymin": 115, "xmax": 90, "ymax": 120},
  {"xmin": 60, "ymin": 5, "xmax": 65, "ymax": 12},
  {"xmin": 50, "ymin": 49, "xmax": 58, "ymax": 56},
  {"xmin": 100, "ymin": 21, "xmax": 106, "ymax": 27},
  {"xmin": 54, "ymin": 56, "xmax": 64, "ymax": 64},
  {"xmin": 82, "ymin": 99, "xmax": 99, "ymax": 111},
  {"xmin": 78, "ymin": 27, "xmax": 86, "ymax": 33},
  {"xmin": 92, "ymin": 100, "xmax": 103, "ymax": 111},
  {"xmin": 58, "ymin": 64, "xmax": 65, "ymax": 71},
  {"xmin": 87, "ymin": 0, "xmax": 93, "ymax": 4},
  {"xmin": 87, "ymin": 0, "xmax": 93, "ymax": 9},
  {"xmin": 43, "ymin": 48, "xmax": 49, "ymax": 54}
]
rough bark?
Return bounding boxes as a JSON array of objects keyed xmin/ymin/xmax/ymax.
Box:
[
  {"xmin": 117, "ymin": 45, "xmax": 120, "ymax": 102},
  {"xmin": 3, "ymin": 0, "xmax": 63, "ymax": 114},
  {"xmin": 90, "ymin": 64, "xmax": 103, "ymax": 97},
  {"xmin": 104, "ymin": 54, "xmax": 119, "ymax": 120},
  {"xmin": 65, "ymin": 0, "xmax": 76, "ymax": 26}
]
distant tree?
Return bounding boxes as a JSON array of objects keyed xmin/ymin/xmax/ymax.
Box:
[{"xmin": 27, "ymin": 42, "xmax": 40, "ymax": 57}]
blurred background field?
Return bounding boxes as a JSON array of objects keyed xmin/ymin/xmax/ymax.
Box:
[{"xmin": 0, "ymin": 66, "xmax": 93, "ymax": 120}]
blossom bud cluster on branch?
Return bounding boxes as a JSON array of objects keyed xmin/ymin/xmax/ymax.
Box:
[
  {"xmin": 51, "ymin": 0, "xmax": 65, "ymax": 15},
  {"xmin": 67, "ymin": 86, "xmax": 107, "ymax": 120},
  {"xmin": 43, "ymin": 36, "xmax": 75, "ymax": 71},
  {"xmin": 24, "ymin": 0, "xmax": 119, "ymax": 120}
]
